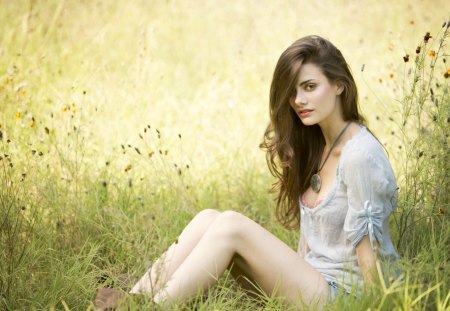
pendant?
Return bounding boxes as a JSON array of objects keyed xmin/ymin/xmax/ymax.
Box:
[{"xmin": 311, "ymin": 173, "xmax": 321, "ymax": 193}]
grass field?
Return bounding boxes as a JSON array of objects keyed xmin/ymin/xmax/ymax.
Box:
[{"xmin": 0, "ymin": 1, "xmax": 449, "ymax": 310}]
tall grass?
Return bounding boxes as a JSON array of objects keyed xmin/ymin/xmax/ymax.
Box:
[{"xmin": 0, "ymin": 1, "xmax": 449, "ymax": 310}]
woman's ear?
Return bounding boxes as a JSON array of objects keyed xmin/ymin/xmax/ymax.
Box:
[{"xmin": 336, "ymin": 84, "xmax": 344, "ymax": 95}]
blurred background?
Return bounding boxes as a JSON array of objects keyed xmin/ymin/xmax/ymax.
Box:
[{"xmin": 1, "ymin": 0, "xmax": 448, "ymax": 173}]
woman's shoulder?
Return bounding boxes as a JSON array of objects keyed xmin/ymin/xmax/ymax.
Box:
[{"xmin": 340, "ymin": 125, "xmax": 392, "ymax": 171}]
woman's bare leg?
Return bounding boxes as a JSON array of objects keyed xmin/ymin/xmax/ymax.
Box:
[
  {"xmin": 130, "ymin": 209, "xmax": 221, "ymax": 295},
  {"xmin": 152, "ymin": 211, "xmax": 329, "ymax": 309}
]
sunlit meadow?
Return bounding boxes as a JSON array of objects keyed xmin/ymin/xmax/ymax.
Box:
[{"xmin": 0, "ymin": 1, "xmax": 449, "ymax": 310}]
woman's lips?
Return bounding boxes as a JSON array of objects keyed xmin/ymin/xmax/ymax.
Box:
[{"xmin": 299, "ymin": 109, "xmax": 313, "ymax": 117}]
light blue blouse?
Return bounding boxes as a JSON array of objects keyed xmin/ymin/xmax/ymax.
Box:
[{"xmin": 299, "ymin": 126, "xmax": 398, "ymax": 293}]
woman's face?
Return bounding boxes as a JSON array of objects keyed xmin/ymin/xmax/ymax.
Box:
[{"xmin": 290, "ymin": 63, "xmax": 343, "ymax": 127}]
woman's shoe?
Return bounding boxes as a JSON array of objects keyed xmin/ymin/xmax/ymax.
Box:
[{"xmin": 93, "ymin": 287, "xmax": 126, "ymax": 310}]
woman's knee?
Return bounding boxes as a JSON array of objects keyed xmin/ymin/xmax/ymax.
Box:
[
  {"xmin": 194, "ymin": 208, "xmax": 221, "ymax": 223},
  {"xmin": 211, "ymin": 210, "xmax": 246, "ymax": 240}
]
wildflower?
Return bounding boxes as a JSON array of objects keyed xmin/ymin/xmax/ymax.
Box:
[
  {"xmin": 403, "ymin": 54, "xmax": 409, "ymax": 62},
  {"xmin": 30, "ymin": 120, "xmax": 35, "ymax": 128},
  {"xmin": 62, "ymin": 106, "xmax": 69, "ymax": 112},
  {"xmin": 416, "ymin": 46, "xmax": 421, "ymax": 54},
  {"xmin": 15, "ymin": 111, "xmax": 21, "ymax": 119},
  {"xmin": 124, "ymin": 164, "xmax": 132, "ymax": 172},
  {"xmin": 424, "ymin": 32, "xmax": 432, "ymax": 43},
  {"xmin": 389, "ymin": 73, "xmax": 394, "ymax": 78},
  {"xmin": 428, "ymin": 50, "xmax": 436, "ymax": 57}
]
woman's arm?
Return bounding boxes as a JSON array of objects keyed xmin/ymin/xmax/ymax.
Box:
[{"xmin": 355, "ymin": 235, "xmax": 378, "ymax": 285}]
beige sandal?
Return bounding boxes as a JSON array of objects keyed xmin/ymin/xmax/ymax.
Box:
[
  {"xmin": 93, "ymin": 287, "xmax": 126, "ymax": 310},
  {"xmin": 93, "ymin": 274, "xmax": 137, "ymax": 310}
]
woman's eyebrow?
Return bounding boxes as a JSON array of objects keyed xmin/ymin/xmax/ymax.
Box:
[{"xmin": 298, "ymin": 79, "xmax": 315, "ymax": 86}]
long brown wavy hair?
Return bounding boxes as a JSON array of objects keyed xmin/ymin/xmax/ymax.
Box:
[{"xmin": 260, "ymin": 35, "xmax": 366, "ymax": 230}]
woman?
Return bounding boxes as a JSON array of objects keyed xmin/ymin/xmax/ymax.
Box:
[{"xmin": 94, "ymin": 35, "xmax": 399, "ymax": 309}]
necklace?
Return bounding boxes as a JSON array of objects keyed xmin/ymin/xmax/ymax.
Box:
[{"xmin": 310, "ymin": 122, "xmax": 351, "ymax": 193}]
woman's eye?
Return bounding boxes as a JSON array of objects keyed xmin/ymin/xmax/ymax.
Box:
[{"xmin": 305, "ymin": 84, "xmax": 316, "ymax": 91}]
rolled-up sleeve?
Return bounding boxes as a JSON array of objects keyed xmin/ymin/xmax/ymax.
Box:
[{"xmin": 342, "ymin": 149, "xmax": 397, "ymax": 249}]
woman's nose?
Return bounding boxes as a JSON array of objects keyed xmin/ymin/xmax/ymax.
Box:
[{"xmin": 294, "ymin": 91, "xmax": 307, "ymax": 106}]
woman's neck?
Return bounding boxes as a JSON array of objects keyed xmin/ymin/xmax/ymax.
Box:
[{"xmin": 319, "ymin": 119, "xmax": 348, "ymax": 147}]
